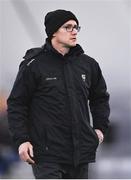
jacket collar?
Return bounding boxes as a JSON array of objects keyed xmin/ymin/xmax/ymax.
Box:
[{"xmin": 44, "ymin": 38, "xmax": 84, "ymax": 57}]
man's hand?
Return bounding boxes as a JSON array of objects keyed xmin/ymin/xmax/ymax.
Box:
[
  {"xmin": 18, "ymin": 141, "xmax": 35, "ymax": 164},
  {"xmin": 95, "ymin": 129, "xmax": 104, "ymax": 144}
]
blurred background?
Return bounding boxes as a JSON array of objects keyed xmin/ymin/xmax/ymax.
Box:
[{"xmin": 0, "ymin": 0, "xmax": 131, "ymax": 178}]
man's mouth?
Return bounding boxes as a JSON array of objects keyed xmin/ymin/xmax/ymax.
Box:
[{"xmin": 70, "ymin": 38, "xmax": 76, "ymax": 41}]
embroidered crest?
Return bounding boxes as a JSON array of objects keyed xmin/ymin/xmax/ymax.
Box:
[{"xmin": 81, "ymin": 74, "xmax": 86, "ymax": 82}]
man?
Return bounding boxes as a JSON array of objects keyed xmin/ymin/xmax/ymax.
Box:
[{"xmin": 7, "ymin": 9, "xmax": 110, "ymax": 179}]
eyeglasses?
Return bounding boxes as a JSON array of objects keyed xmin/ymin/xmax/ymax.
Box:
[{"xmin": 62, "ymin": 24, "xmax": 81, "ymax": 32}]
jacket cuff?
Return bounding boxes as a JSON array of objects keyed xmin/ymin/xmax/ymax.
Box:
[{"xmin": 15, "ymin": 137, "xmax": 31, "ymax": 149}]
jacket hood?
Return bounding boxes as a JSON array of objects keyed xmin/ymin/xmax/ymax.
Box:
[{"xmin": 23, "ymin": 46, "xmax": 44, "ymax": 60}]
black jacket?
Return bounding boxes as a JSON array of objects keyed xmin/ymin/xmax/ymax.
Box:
[{"xmin": 7, "ymin": 41, "xmax": 110, "ymax": 166}]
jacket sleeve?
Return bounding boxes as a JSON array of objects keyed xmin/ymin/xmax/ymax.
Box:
[
  {"xmin": 89, "ymin": 61, "xmax": 110, "ymax": 135},
  {"xmin": 7, "ymin": 59, "xmax": 39, "ymax": 148}
]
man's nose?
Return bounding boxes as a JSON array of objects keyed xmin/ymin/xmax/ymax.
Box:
[{"xmin": 72, "ymin": 28, "xmax": 77, "ymax": 34}]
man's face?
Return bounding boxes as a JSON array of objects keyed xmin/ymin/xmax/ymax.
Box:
[{"xmin": 52, "ymin": 20, "xmax": 79, "ymax": 48}]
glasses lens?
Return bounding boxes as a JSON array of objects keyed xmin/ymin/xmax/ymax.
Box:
[
  {"xmin": 63, "ymin": 25, "xmax": 81, "ymax": 32},
  {"xmin": 66, "ymin": 25, "xmax": 73, "ymax": 32},
  {"xmin": 72, "ymin": 25, "xmax": 81, "ymax": 32},
  {"xmin": 76, "ymin": 26, "xmax": 81, "ymax": 32}
]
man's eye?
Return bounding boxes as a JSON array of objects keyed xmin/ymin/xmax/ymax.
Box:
[{"xmin": 65, "ymin": 26, "xmax": 72, "ymax": 29}]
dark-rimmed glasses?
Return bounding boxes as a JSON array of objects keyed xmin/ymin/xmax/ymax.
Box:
[{"xmin": 62, "ymin": 24, "xmax": 81, "ymax": 32}]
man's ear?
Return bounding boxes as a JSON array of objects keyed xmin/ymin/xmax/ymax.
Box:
[{"xmin": 52, "ymin": 32, "xmax": 57, "ymax": 37}]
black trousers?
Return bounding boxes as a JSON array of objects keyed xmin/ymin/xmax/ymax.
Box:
[{"xmin": 32, "ymin": 162, "xmax": 88, "ymax": 179}]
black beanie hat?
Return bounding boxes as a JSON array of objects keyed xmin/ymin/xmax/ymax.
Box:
[{"xmin": 44, "ymin": 9, "xmax": 79, "ymax": 39}]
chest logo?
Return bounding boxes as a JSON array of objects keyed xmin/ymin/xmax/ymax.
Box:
[
  {"xmin": 81, "ymin": 74, "xmax": 86, "ymax": 82},
  {"xmin": 45, "ymin": 77, "xmax": 57, "ymax": 81}
]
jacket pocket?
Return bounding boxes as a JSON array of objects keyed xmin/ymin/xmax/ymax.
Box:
[
  {"xmin": 92, "ymin": 129, "xmax": 99, "ymax": 148},
  {"xmin": 86, "ymin": 122, "xmax": 99, "ymax": 146},
  {"xmin": 91, "ymin": 127, "xmax": 99, "ymax": 144}
]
